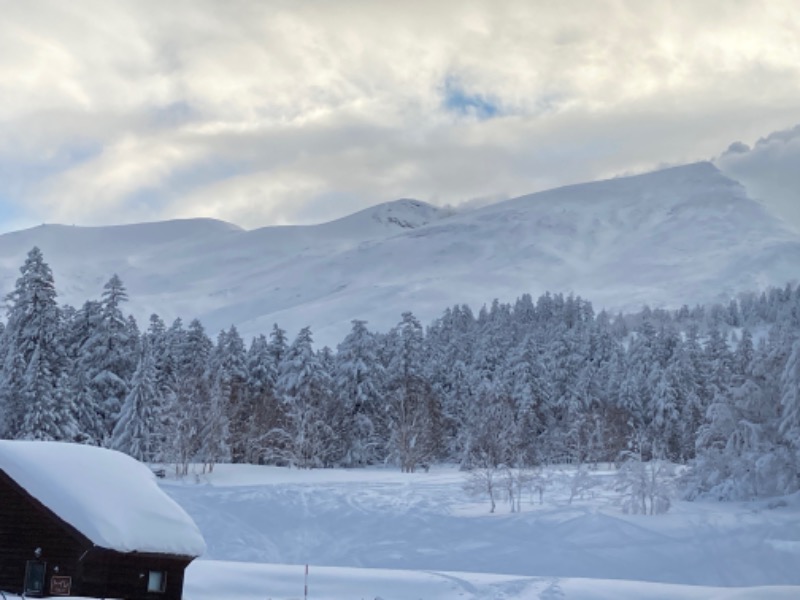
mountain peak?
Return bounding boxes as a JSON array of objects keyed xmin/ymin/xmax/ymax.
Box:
[
  {"xmin": 363, "ymin": 198, "xmax": 446, "ymax": 230},
  {"xmin": 317, "ymin": 198, "xmax": 449, "ymax": 239}
]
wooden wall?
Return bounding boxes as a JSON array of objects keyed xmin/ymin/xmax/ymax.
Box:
[{"xmin": 0, "ymin": 470, "xmax": 86, "ymax": 595}]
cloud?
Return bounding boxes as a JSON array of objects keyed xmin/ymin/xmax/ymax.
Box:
[
  {"xmin": 716, "ymin": 125, "xmax": 800, "ymax": 232},
  {"xmin": 1, "ymin": 1, "xmax": 800, "ymax": 232}
]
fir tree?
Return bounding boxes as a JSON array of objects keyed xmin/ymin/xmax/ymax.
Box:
[
  {"xmin": 275, "ymin": 327, "xmax": 337, "ymax": 468},
  {"xmin": 335, "ymin": 320, "xmax": 386, "ymax": 466},
  {"xmin": 110, "ymin": 339, "xmax": 162, "ymax": 462},
  {"xmin": 171, "ymin": 319, "xmax": 212, "ymax": 474},
  {"xmin": 77, "ymin": 274, "xmax": 137, "ymax": 441},
  {"xmin": 63, "ymin": 301, "xmax": 105, "ymax": 444},
  {"xmin": 244, "ymin": 334, "xmax": 280, "ymax": 464},
  {"xmin": 385, "ymin": 312, "xmax": 441, "ymax": 472},
  {"xmin": 210, "ymin": 326, "xmax": 248, "ymax": 463},
  {"xmin": 0, "ymin": 247, "xmax": 75, "ymax": 440}
]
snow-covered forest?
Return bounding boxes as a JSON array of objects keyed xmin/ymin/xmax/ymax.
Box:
[{"xmin": 1, "ymin": 246, "xmax": 799, "ymax": 502}]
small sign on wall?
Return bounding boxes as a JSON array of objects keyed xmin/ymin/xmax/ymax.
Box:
[{"xmin": 50, "ymin": 575, "xmax": 72, "ymax": 596}]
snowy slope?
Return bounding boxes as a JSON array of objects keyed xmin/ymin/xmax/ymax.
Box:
[
  {"xmin": 163, "ymin": 465, "xmax": 800, "ymax": 588},
  {"xmin": 0, "ymin": 165, "xmax": 797, "ymax": 345},
  {"xmin": 186, "ymin": 561, "xmax": 800, "ymax": 600},
  {"xmin": 162, "ymin": 463, "xmax": 800, "ymax": 599}
]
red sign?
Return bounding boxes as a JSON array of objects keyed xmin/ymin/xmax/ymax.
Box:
[{"xmin": 50, "ymin": 576, "xmax": 72, "ymax": 596}]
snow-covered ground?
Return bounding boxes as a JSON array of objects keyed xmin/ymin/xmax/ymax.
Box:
[
  {"xmin": 3, "ymin": 462, "xmax": 798, "ymax": 599},
  {"xmin": 154, "ymin": 464, "xmax": 800, "ymax": 599}
]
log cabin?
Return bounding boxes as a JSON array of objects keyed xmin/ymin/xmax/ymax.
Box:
[{"xmin": 0, "ymin": 441, "xmax": 205, "ymax": 599}]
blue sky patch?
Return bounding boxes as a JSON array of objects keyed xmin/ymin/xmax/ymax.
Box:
[
  {"xmin": 442, "ymin": 77, "xmax": 500, "ymax": 119},
  {"xmin": 0, "ymin": 193, "xmax": 35, "ymax": 234},
  {"xmin": 0, "ymin": 195, "xmax": 18, "ymax": 221}
]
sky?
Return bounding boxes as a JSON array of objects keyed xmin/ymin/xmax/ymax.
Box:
[{"xmin": 1, "ymin": 0, "xmax": 800, "ymax": 234}]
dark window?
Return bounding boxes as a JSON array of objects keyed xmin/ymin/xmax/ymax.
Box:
[{"xmin": 147, "ymin": 570, "xmax": 167, "ymax": 593}]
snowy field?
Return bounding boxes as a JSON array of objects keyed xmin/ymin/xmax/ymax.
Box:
[{"xmin": 156, "ymin": 464, "xmax": 800, "ymax": 599}]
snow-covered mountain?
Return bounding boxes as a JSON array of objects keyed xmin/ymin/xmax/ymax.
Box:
[{"xmin": 0, "ymin": 163, "xmax": 797, "ymax": 345}]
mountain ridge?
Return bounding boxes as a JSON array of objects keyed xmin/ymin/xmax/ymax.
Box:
[{"xmin": 0, "ymin": 162, "xmax": 796, "ymax": 346}]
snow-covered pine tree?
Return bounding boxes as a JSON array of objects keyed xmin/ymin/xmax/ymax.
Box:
[
  {"xmin": 385, "ymin": 312, "xmax": 441, "ymax": 472},
  {"xmin": 171, "ymin": 318, "xmax": 213, "ymax": 475},
  {"xmin": 0, "ymin": 247, "xmax": 76, "ymax": 440},
  {"xmin": 63, "ymin": 301, "xmax": 105, "ymax": 444},
  {"xmin": 545, "ymin": 322, "xmax": 592, "ymax": 462},
  {"xmin": 424, "ymin": 304, "xmax": 477, "ymax": 463},
  {"xmin": 441, "ymin": 359, "xmax": 477, "ymax": 466},
  {"xmin": 243, "ymin": 334, "xmax": 280, "ymax": 464},
  {"xmin": 274, "ymin": 327, "xmax": 338, "ymax": 468},
  {"xmin": 201, "ymin": 367, "xmax": 232, "ymax": 472},
  {"xmin": 20, "ymin": 345, "xmax": 77, "ymax": 441},
  {"xmin": 209, "ymin": 326, "xmax": 248, "ymax": 463},
  {"xmin": 726, "ymin": 329, "xmax": 790, "ymax": 498},
  {"xmin": 460, "ymin": 375, "xmax": 516, "ymax": 468},
  {"xmin": 253, "ymin": 324, "xmax": 291, "ymax": 464},
  {"xmin": 0, "ymin": 344, "xmax": 25, "ymax": 438},
  {"xmin": 778, "ymin": 336, "xmax": 800, "ymax": 491},
  {"xmin": 651, "ymin": 363, "xmax": 683, "ymax": 462},
  {"xmin": 685, "ymin": 327, "xmax": 788, "ymax": 500},
  {"xmin": 145, "ymin": 313, "xmax": 177, "ymax": 461},
  {"xmin": 501, "ymin": 334, "xmax": 551, "ymax": 466},
  {"xmin": 77, "ymin": 274, "xmax": 137, "ymax": 442},
  {"xmin": 334, "ymin": 320, "xmax": 386, "ymax": 466},
  {"xmin": 110, "ymin": 338, "xmax": 162, "ymax": 462},
  {"xmin": 676, "ymin": 324, "xmax": 709, "ymax": 461},
  {"xmin": 317, "ymin": 344, "xmax": 348, "ymax": 465},
  {"xmin": 780, "ymin": 338, "xmax": 800, "ymax": 450},
  {"xmin": 584, "ymin": 314, "xmax": 628, "ymax": 463},
  {"xmin": 615, "ymin": 316, "xmax": 664, "ymax": 461},
  {"xmin": 268, "ymin": 323, "xmax": 289, "ymax": 367},
  {"xmin": 704, "ymin": 325, "xmax": 733, "ymax": 404}
]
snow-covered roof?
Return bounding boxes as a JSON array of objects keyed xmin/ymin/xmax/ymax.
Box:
[{"xmin": 0, "ymin": 441, "xmax": 206, "ymax": 557}]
